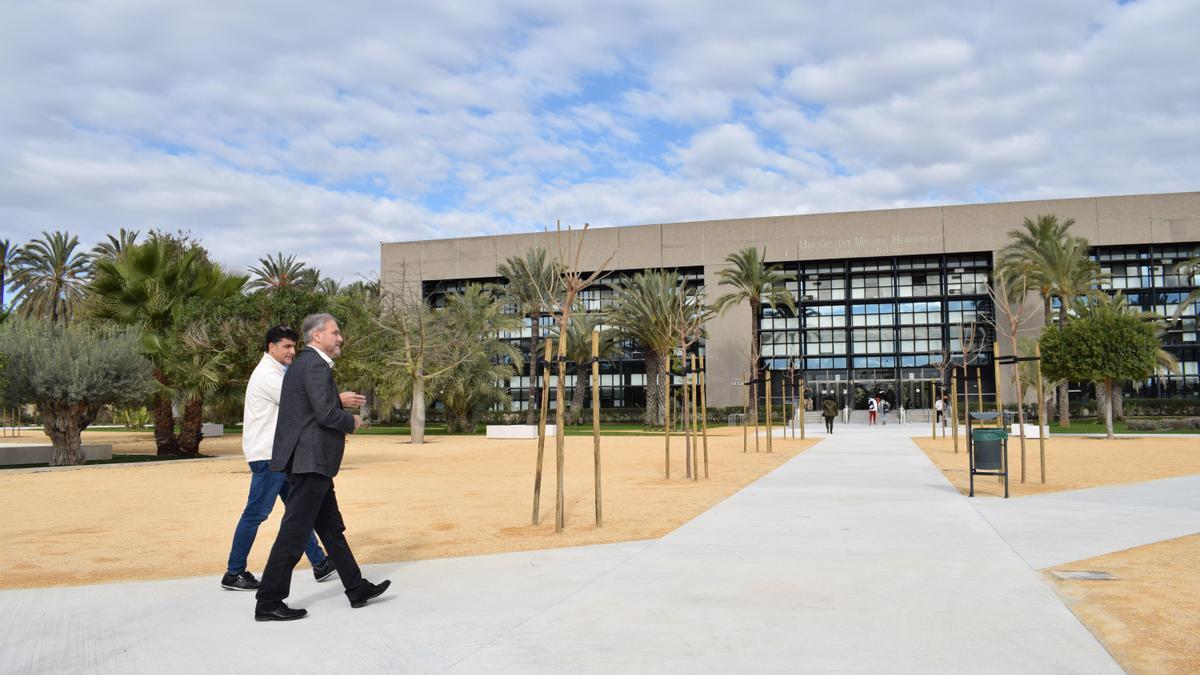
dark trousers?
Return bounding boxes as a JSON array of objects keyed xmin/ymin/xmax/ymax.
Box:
[
  {"xmin": 255, "ymin": 471, "xmax": 365, "ymax": 609},
  {"xmin": 823, "ymin": 416, "xmax": 834, "ymax": 433},
  {"xmin": 227, "ymin": 460, "xmax": 325, "ymax": 575}
]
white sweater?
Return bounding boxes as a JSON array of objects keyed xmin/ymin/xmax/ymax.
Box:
[{"xmin": 242, "ymin": 353, "xmax": 287, "ymax": 462}]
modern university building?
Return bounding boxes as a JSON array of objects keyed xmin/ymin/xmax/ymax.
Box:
[{"xmin": 381, "ymin": 191, "xmax": 1200, "ymax": 413}]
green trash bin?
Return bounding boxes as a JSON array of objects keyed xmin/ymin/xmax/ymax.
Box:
[{"xmin": 971, "ymin": 428, "xmax": 1007, "ymax": 471}]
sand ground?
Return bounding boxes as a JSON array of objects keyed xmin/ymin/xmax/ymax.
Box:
[
  {"xmin": 1049, "ymin": 534, "xmax": 1200, "ymax": 675},
  {"xmin": 0, "ymin": 427, "xmax": 814, "ymax": 589},
  {"xmin": 914, "ymin": 433, "xmax": 1200, "ymax": 497}
]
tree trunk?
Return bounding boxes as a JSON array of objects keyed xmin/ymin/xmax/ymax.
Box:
[
  {"xmin": 42, "ymin": 403, "xmax": 87, "ymax": 466},
  {"xmin": 1056, "ymin": 311, "xmax": 1070, "ymax": 428},
  {"xmin": 526, "ymin": 320, "xmax": 540, "ymax": 425},
  {"xmin": 681, "ymin": 337, "xmax": 692, "ymax": 479},
  {"xmin": 749, "ymin": 299, "xmax": 760, "ymax": 425},
  {"xmin": 1104, "ymin": 379, "xmax": 1115, "ymax": 440},
  {"xmin": 644, "ymin": 351, "xmax": 660, "ymax": 427},
  {"xmin": 571, "ymin": 366, "xmax": 589, "ymax": 425},
  {"xmin": 152, "ymin": 369, "xmax": 179, "ymax": 456},
  {"xmin": 1113, "ymin": 386, "xmax": 1125, "ymax": 421},
  {"xmin": 410, "ymin": 372, "xmax": 427, "ymax": 444},
  {"xmin": 177, "ymin": 396, "xmax": 205, "ymax": 456},
  {"xmin": 362, "ymin": 388, "xmax": 375, "ymax": 425},
  {"xmin": 447, "ymin": 408, "xmax": 472, "ymax": 434}
]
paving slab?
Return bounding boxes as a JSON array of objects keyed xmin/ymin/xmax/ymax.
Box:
[
  {"xmin": 0, "ymin": 425, "xmax": 1120, "ymax": 673},
  {"xmin": 971, "ymin": 474, "xmax": 1200, "ymax": 570}
]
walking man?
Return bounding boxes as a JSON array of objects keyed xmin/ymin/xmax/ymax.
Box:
[
  {"xmin": 255, "ymin": 313, "xmax": 389, "ymax": 621},
  {"xmin": 221, "ymin": 325, "xmax": 336, "ymax": 591},
  {"xmin": 821, "ymin": 396, "xmax": 838, "ymax": 434}
]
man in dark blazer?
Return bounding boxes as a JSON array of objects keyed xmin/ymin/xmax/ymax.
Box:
[{"xmin": 254, "ymin": 312, "xmax": 390, "ymax": 621}]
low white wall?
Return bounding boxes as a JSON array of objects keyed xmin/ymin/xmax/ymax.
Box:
[
  {"xmin": 486, "ymin": 425, "xmax": 557, "ymax": 439},
  {"xmin": 0, "ymin": 443, "xmax": 114, "ymax": 466}
]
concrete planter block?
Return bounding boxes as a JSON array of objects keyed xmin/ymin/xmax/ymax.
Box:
[
  {"xmin": 201, "ymin": 423, "xmax": 224, "ymax": 438},
  {"xmin": 0, "ymin": 443, "xmax": 113, "ymax": 467},
  {"xmin": 486, "ymin": 424, "xmax": 557, "ymax": 439},
  {"xmin": 1010, "ymin": 423, "xmax": 1049, "ymax": 439}
]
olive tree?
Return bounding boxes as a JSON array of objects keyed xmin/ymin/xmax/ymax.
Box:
[
  {"xmin": 0, "ymin": 319, "xmax": 153, "ymax": 465},
  {"xmin": 1040, "ymin": 309, "xmax": 1159, "ymax": 439}
]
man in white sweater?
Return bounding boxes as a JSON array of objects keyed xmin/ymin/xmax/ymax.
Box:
[{"xmin": 221, "ymin": 325, "xmax": 363, "ymax": 591}]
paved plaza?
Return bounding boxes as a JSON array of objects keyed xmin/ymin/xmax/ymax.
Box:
[{"xmin": 4, "ymin": 424, "xmax": 1196, "ymax": 673}]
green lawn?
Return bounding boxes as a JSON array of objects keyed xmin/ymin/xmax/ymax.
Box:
[{"xmin": 1050, "ymin": 418, "xmax": 1200, "ymax": 435}]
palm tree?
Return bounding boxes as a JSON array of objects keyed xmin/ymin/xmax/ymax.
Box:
[
  {"xmin": 610, "ymin": 270, "xmax": 688, "ymax": 427},
  {"xmin": 248, "ymin": 253, "xmax": 308, "ymax": 293},
  {"xmin": 317, "ymin": 276, "xmax": 341, "ymax": 296},
  {"xmin": 555, "ymin": 313, "xmax": 622, "ymax": 425},
  {"xmin": 91, "ymin": 239, "xmax": 247, "ymax": 455},
  {"xmin": 9, "ymin": 231, "xmax": 92, "ymax": 324},
  {"xmin": 712, "ymin": 247, "xmax": 795, "ymax": 423},
  {"xmin": 1170, "ymin": 249, "xmax": 1200, "ymax": 321},
  {"xmin": 997, "ymin": 215, "xmax": 1102, "ymax": 426},
  {"xmin": 92, "ymin": 228, "xmax": 140, "ymax": 261},
  {"xmin": 0, "ymin": 239, "xmax": 15, "ymax": 312},
  {"xmin": 435, "ymin": 284, "xmax": 523, "ymax": 432},
  {"xmin": 493, "ymin": 248, "xmax": 562, "ymax": 424}
]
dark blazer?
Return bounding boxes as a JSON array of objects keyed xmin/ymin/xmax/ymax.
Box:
[{"xmin": 271, "ymin": 347, "xmax": 356, "ymax": 477}]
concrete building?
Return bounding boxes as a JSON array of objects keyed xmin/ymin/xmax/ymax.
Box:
[{"xmin": 381, "ymin": 191, "xmax": 1200, "ymax": 412}]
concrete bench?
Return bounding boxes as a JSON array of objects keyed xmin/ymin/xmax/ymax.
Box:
[
  {"xmin": 486, "ymin": 425, "xmax": 557, "ymax": 439},
  {"xmin": 0, "ymin": 443, "xmax": 114, "ymax": 467}
]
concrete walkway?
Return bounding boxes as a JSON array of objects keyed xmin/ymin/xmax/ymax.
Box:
[
  {"xmin": 1, "ymin": 426, "xmax": 1124, "ymax": 673},
  {"xmin": 973, "ymin": 473, "xmax": 1200, "ymax": 570}
]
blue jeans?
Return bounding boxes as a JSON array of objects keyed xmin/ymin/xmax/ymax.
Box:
[{"xmin": 227, "ymin": 461, "xmax": 325, "ymax": 574}]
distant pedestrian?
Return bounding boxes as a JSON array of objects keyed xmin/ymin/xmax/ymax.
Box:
[
  {"xmin": 880, "ymin": 397, "xmax": 890, "ymax": 425},
  {"xmin": 867, "ymin": 396, "xmax": 878, "ymax": 425},
  {"xmin": 821, "ymin": 397, "xmax": 838, "ymax": 433},
  {"xmin": 935, "ymin": 395, "xmax": 944, "ymax": 425}
]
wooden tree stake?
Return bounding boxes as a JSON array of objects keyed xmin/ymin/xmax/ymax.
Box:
[
  {"xmin": 532, "ymin": 337, "xmax": 552, "ymax": 525},
  {"xmin": 951, "ymin": 371, "xmax": 959, "ymax": 453},
  {"xmin": 766, "ymin": 369, "xmax": 773, "ymax": 453},
  {"xmin": 591, "ymin": 328, "xmax": 602, "ymax": 526},
  {"xmin": 700, "ymin": 355, "xmax": 709, "ymax": 478},
  {"xmin": 1036, "ymin": 342, "xmax": 1047, "ymax": 484},
  {"xmin": 664, "ymin": 353, "xmax": 671, "ymax": 479}
]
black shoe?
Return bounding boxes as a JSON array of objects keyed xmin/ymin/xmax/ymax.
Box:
[
  {"xmin": 349, "ymin": 579, "xmax": 391, "ymax": 608},
  {"xmin": 254, "ymin": 603, "xmax": 308, "ymax": 622},
  {"xmin": 313, "ymin": 558, "xmax": 338, "ymax": 583},
  {"xmin": 221, "ymin": 571, "xmax": 260, "ymax": 591}
]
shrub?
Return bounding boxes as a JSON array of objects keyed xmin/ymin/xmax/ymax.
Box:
[
  {"xmin": 1125, "ymin": 419, "xmax": 1162, "ymax": 431},
  {"xmin": 1123, "ymin": 399, "xmax": 1200, "ymax": 417}
]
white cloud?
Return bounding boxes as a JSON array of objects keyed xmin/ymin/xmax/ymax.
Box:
[{"xmin": 1, "ymin": 0, "xmax": 1198, "ymax": 283}]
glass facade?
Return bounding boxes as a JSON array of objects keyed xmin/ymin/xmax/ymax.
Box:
[
  {"xmin": 425, "ymin": 268, "xmax": 704, "ymax": 411},
  {"xmin": 761, "ymin": 252, "xmax": 994, "ymax": 410},
  {"xmin": 418, "ymin": 240, "xmax": 1200, "ymax": 412},
  {"xmin": 1092, "ymin": 243, "xmax": 1200, "ymax": 398}
]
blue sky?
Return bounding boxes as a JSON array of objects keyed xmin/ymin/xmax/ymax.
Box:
[{"xmin": 1, "ymin": 0, "xmax": 1198, "ymax": 282}]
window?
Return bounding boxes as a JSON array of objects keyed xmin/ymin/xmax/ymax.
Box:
[
  {"xmin": 898, "ymin": 301, "xmax": 942, "ymax": 325},
  {"xmin": 897, "ymin": 271, "xmax": 942, "ymax": 297},
  {"xmin": 803, "ymin": 329, "xmax": 846, "ymax": 356},
  {"xmin": 850, "ymin": 303, "xmax": 896, "ymax": 326},
  {"xmin": 800, "ymin": 273, "xmax": 845, "ymax": 301},
  {"xmin": 851, "ymin": 327, "xmax": 895, "ymax": 354},
  {"xmin": 899, "ymin": 326, "xmax": 942, "ymax": 353},
  {"xmin": 804, "ymin": 304, "xmax": 846, "ymax": 328},
  {"xmin": 851, "ymin": 274, "xmax": 894, "ymax": 299}
]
